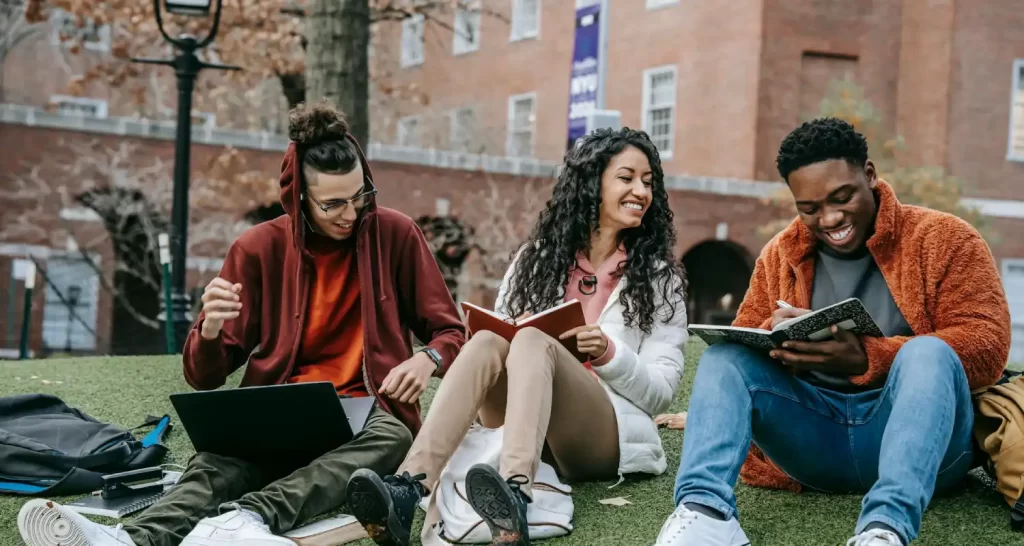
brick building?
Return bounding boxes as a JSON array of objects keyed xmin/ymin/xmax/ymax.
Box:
[{"xmin": 3, "ymin": 0, "xmax": 1024, "ymax": 359}]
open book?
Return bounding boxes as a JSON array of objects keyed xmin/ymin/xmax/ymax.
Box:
[
  {"xmin": 461, "ymin": 299, "xmax": 588, "ymax": 362},
  {"xmin": 687, "ymin": 298, "xmax": 884, "ymax": 352}
]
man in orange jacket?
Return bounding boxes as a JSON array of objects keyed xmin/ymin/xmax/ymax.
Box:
[{"xmin": 655, "ymin": 118, "xmax": 1010, "ymax": 546}]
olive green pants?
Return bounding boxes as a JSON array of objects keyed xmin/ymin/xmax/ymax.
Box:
[{"xmin": 124, "ymin": 406, "xmax": 412, "ymax": 546}]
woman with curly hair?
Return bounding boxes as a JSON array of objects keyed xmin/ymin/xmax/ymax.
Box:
[{"xmin": 346, "ymin": 127, "xmax": 689, "ymax": 546}]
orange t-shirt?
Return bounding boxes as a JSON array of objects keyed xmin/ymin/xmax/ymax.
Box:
[{"xmin": 288, "ymin": 234, "xmax": 368, "ymax": 397}]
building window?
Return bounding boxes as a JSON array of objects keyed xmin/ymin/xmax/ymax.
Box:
[
  {"xmin": 453, "ymin": 5, "xmax": 482, "ymax": 55},
  {"xmin": 1009, "ymin": 59, "xmax": 1024, "ymax": 161},
  {"xmin": 510, "ymin": 0, "xmax": 540, "ymax": 41},
  {"xmin": 401, "ymin": 14, "xmax": 425, "ymax": 68},
  {"xmin": 642, "ymin": 66, "xmax": 677, "ymax": 157},
  {"xmin": 41, "ymin": 257, "xmax": 99, "ymax": 352},
  {"xmin": 507, "ymin": 93, "xmax": 536, "ymax": 157},
  {"xmin": 49, "ymin": 95, "xmax": 108, "ymax": 118},
  {"xmin": 646, "ymin": 0, "xmax": 680, "ymax": 9},
  {"xmin": 51, "ymin": 9, "xmax": 111, "ymax": 52},
  {"xmin": 450, "ymin": 107, "xmax": 477, "ymax": 152},
  {"xmin": 397, "ymin": 116, "xmax": 420, "ymax": 147}
]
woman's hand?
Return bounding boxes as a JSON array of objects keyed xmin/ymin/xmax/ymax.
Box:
[{"xmin": 558, "ymin": 324, "xmax": 609, "ymax": 358}]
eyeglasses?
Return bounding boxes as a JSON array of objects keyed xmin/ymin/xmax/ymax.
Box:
[{"xmin": 304, "ymin": 179, "xmax": 377, "ymax": 217}]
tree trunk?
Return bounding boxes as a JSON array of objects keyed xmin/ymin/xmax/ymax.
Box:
[{"xmin": 305, "ymin": 0, "xmax": 371, "ymax": 145}]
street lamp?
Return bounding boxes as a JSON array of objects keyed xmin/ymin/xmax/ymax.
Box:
[
  {"xmin": 132, "ymin": 0, "xmax": 240, "ymax": 352},
  {"xmin": 64, "ymin": 285, "xmax": 82, "ymax": 353}
]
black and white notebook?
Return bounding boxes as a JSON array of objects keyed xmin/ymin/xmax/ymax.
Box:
[
  {"xmin": 687, "ymin": 298, "xmax": 884, "ymax": 351},
  {"xmin": 65, "ymin": 471, "xmax": 181, "ymax": 519}
]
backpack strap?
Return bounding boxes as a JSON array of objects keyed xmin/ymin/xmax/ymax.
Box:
[{"xmin": 0, "ymin": 467, "xmax": 105, "ymax": 497}]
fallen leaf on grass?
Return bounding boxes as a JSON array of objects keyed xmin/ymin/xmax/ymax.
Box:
[{"xmin": 599, "ymin": 496, "xmax": 632, "ymax": 507}]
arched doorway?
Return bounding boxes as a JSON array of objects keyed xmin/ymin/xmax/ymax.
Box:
[{"xmin": 681, "ymin": 240, "xmax": 755, "ymax": 326}]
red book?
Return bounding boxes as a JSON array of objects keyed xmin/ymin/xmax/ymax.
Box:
[{"xmin": 460, "ymin": 299, "xmax": 588, "ymax": 363}]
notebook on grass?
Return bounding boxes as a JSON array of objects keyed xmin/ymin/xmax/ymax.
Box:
[
  {"xmin": 65, "ymin": 471, "xmax": 181, "ymax": 518},
  {"xmin": 461, "ymin": 299, "xmax": 588, "ymax": 362},
  {"xmin": 687, "ymin": 298, "xmax": 884, "ymax": 352},
  {"xmin": 283, "ymin": 515, "xmax": 368, "ymax": 545}
]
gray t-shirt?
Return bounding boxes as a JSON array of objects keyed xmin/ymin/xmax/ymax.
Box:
[{"xmin": 805, "ymin": 247, "xmax": 913, "ymax": 391}]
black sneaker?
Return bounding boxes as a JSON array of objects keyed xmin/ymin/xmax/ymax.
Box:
[
  {"xmin": 347, "ymin": 469, "xmax": 426, "ymax": 546},
  {"xmin": 465, "ymin": 464, "xmax": 532, "ymax": 546}
]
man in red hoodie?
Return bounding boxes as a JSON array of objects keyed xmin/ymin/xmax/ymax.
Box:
[{"xmin": 16, "ymin": 101, "xmax": 466, "ymax": 546}]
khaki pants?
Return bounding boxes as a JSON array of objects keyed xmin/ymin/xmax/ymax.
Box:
[
  {"xmin": 401, "ymin": 327, "xmax": 620, "ymax": 497},
  {"xmin": 124, "ymin": 406, "xmax": 411, "ymax": 546}
]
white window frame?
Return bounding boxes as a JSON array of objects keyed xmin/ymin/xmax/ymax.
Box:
[
  {"xmin": 641, "ymin": 65, "xmax": 678, "ymax": 159},
  {"xmin": 400, "ymin": 14, "xmax": 425, "ymax": 68},
  {"xmin": 1008, "ymin": 59, "xmax": 1024, "ymax": 162},
  {"xmin": 506, "ymin": 92, "xmax": 537, "ymax": 157},
  {"xmin": 510, "ymin": 0, "xmax": 540, "ymax": 42},
  {"xmin": 50, "ymin": 8, "xmax": 111, "ymax": 52},
  {"xmin": 453, "ymin": 5, "xmax": 482, "ymax": 55},
  {"xmin": 49, "ymin": 95, "xmax": 109, "ymax": 118},
  {"xmin": 450, "ymin": 106, "xmax": 477, "ymax": 152},
  {"xmin": 646, "ymin": 0, "xmax": 680, "ymax": 9},
  {"xmin": 397, "ymin": 116, "xmax": 420, "ymax": 148}
]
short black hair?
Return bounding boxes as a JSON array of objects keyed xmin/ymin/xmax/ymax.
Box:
[{"xmin": 775, "ymin": 117, "xmax": 868, "ymax": 181}]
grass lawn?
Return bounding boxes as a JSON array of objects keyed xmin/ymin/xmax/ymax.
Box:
[{"xmin": 0, "ymin": 340, "xmax": 1018, "ymax": 545}]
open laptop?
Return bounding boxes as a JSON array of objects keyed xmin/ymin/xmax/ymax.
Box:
[{"xmin": 169, "ymin": 382, "xmax": 375, "ymax": 465}]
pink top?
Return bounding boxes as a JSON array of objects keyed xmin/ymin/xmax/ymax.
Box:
[{"xmin": 564, "ymin": 248, "xmax": 627, "ymax": 368}]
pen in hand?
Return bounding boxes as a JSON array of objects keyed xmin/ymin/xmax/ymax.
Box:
[{"xmin": 776, "ymin": 300, "xmax": 793, "ymax": 309}]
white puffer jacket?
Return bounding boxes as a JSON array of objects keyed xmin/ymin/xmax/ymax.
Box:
[{"xmin": 493, "ymin": 250, "xmax": 688, "ymax": 479}]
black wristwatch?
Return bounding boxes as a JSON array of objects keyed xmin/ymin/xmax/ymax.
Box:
[{"xmin": 419, "ymin": 347, "xmax": 443, "ymax": 375}]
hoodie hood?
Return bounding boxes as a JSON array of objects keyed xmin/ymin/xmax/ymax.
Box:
[{"xmin": 279, "ymin": 133, "xmax": 378, "ymax": 254}]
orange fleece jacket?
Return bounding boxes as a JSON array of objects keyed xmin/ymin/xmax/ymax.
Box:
[{"xmin": 733, "ymin": 180, "xmax": 1011, "ymax": 492}]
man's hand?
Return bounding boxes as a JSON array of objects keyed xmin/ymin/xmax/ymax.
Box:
[
  {"xmin": 558, "ymin": 324, "xmax": 609, "ymax": 360},
  {"xmin": 771, "ymin": 306, "xmax": 812, "ymax": 329},
  {"xmin": 380, "ymin": 352, "xmax": 436, "ymax": 403},
  {"xmin": 769, "ymin": 325, "xmax": 869, "ymax": 375},
  {"xmin": 654, "ymin": 412, "xmax": 687, "ymax": 430},
  {"xmin": 199, "ymin": 277, "xmax": 243, "ymax": 340}
]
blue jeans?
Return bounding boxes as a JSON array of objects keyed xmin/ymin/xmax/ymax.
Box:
[{"xmin": 673, "ymin": 336, "xmax": 975, "ymax": 544}]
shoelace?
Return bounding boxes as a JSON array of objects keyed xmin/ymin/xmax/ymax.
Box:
[
  {"xmin": 655, "ymin": 506, "xmax": 698, "ymax": 545},
  {"xmin": 384, "ymin": 472, "xmax": 428, "ymax": 497},
  {"xmin": 846, "ymin": 528, "xmax": 902, "ymax": 546},
  {"xmin": 505, "ymin": 474, "xmax": 532, "ymax": 504},
  {"xmin": 221, "ymin": 502, "xmax": 268, "ymax": 528}
]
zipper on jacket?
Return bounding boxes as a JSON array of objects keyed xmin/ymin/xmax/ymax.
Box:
[{"xmin": 283, "ymin": 259, "xmax": 310, "ymax": 381}]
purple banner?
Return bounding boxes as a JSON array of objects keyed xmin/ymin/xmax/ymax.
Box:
[{"xmin": 566, "ymin": 2, "xmax": 602, "ymax": 151}]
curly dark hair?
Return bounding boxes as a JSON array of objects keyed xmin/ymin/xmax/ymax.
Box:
[
  {"xmin": 288, "ymin": 100, "xmax": 360, "ymax": 178},
  {"xmin": 502, "ymin": 127, "xmax": 687, "ymax": 335},
  {"xmin": 776, "ymin": 117, "xmax": 869, "ymax": 182}
]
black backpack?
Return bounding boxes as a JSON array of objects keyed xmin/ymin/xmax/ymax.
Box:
[{"xmin": 0, "ymin": 393, "xmax": 172, "ymax": 497}]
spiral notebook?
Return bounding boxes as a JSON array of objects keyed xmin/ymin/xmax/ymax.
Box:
[{"xmin": 65, "ymin": 471, "xmax": 181, "ymax": 519}]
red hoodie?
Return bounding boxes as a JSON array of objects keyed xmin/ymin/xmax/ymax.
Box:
[{"xmin": 181, "ymin": 136, "xmax": 466, "ymax": 434}]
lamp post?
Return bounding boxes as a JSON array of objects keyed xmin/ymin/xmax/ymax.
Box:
[
  {"xmin": 64, "ymin": 285, "xmax": 82, "ymax": 353},
  {"xmin": 132, "ymin": 0, "xmax": 239, "ymax": 351}
]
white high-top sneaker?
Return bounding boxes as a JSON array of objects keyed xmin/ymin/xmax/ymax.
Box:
[
  {"xmin": 180, "ymin": 506, "xmax": 296, "ymax": 546},
  {"xmin": 847, "ymin": 528, "xmax": 904, "ymax": 546},
  {"xmin": 653, "ymin": 504, "xmax": 751, "ymax": 546},
  {"xmin": 17, "ymin": 499, "xmax": 136, "ymax": 546}
]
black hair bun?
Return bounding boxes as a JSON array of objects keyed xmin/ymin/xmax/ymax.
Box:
[{"xmin": 288, "ymin": 100, "xmax": 350, "ymax": 147}]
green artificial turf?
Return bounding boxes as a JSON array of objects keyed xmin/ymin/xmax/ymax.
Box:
[{"xmin": 0, "ymin": 342, "xmax": 1019, "ymax": 545}]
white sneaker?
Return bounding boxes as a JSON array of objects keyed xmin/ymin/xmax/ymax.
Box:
[
  {"xmin": 847, "ymin": 528, "xmax": 904, "ymax": 546},
  {"xmin": 17, "ymin": 498, "xmax": 135, "ymax": 546},
  {"xmin": 180, "ymin": 508, "xmax": 296, "ymax": 546},
  {"xmin": 653, "ymin": 504, "xmax": 750, "ymax": 546}
]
